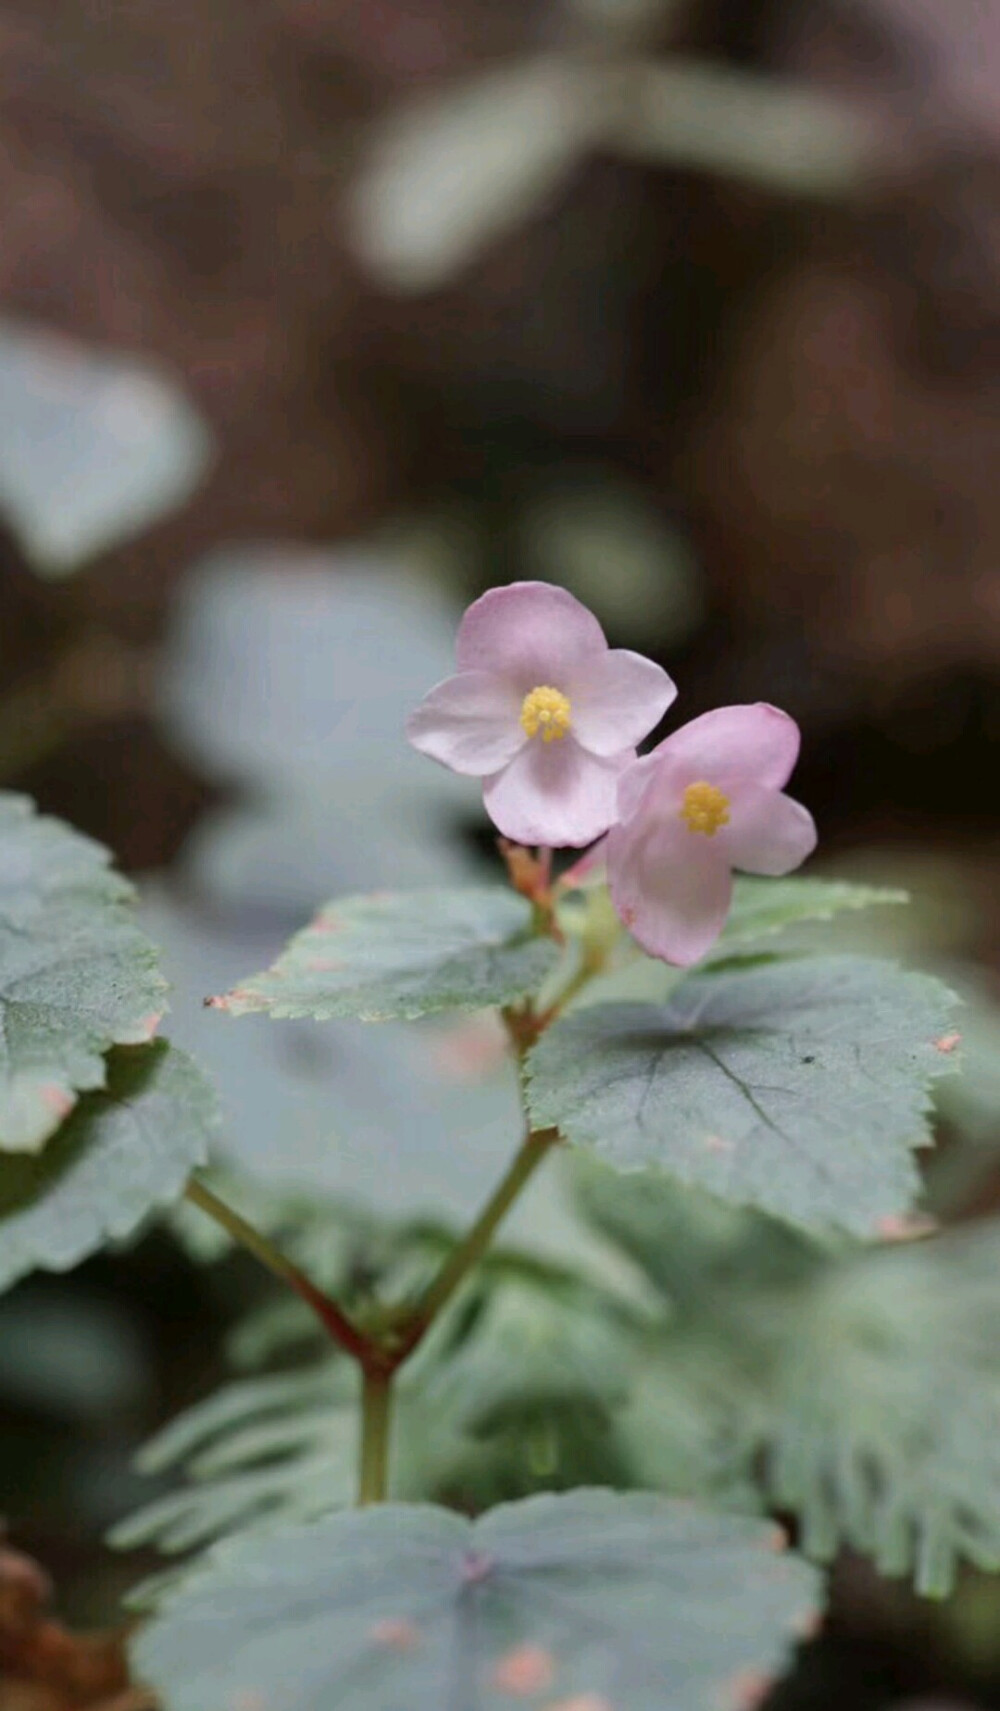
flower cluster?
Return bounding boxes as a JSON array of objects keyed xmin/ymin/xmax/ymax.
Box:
[{"xmin": 407, "ymin": 581, "xmax": 816, "ymax": 965}]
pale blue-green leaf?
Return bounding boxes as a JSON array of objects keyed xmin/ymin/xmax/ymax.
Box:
[
  {"xmin": 571, "ymin": 1155, "xmax": 833, "ymax": 1309},
  {"xmin": 0, "ymin": 794, "xmax": 168, "ymax": 1151},
  {"xmin": 159, "ymin": 552, "xmax": 480, "ymax": 911},
  {"xmin": 0, "ymin": 1043, "xmax": 218, "ymax": 1292},
  {"xmin": 753, "ymin": 1218, "xmax": 1000, "ymax": 1596},
  {"xmin": 527, "ymin": 956, "xmax": 958, "ymax": 1233},
  {"xmin": 711, "ymin": 877, "xmax": 909, "ymax": 960},
  {"xmin": 349, "ymin": 57, "xmax": 601, "ymax": 291},
  {"xmin": 613, "ymin": 58, "xmax": 878, "ymax": 194},
  {"xmin": 185, "ymin": 793, "xmax": 476, "ymax": 916},
  {"xmin": 158, "ymin": 550, "xmax": 469, "ymax": 803},
  {"xmin": 0, "ymin": 318, "xmax": 212, "ymax": 574},
  {"xmin": 135, "ymin": 1492, "xmax": 821, "ymax": 1711},
  {"xmin": 210, "ymin": 888, "xmax": 560, "ymax": 1022},
  {"xmin": 573, "ymin": 1159, "xmax": 1000, "ymax": 1596}
]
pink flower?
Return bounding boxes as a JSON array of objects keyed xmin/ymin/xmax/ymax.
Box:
[
  {"xmin": 607, "ymin": 703, "xmax": 817, "ymax": 966},
  {"xmin": 406, "ymin": 581, "xmax": 676, "ymax": 847}
]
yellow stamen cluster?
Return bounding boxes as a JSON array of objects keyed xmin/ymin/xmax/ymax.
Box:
[
  {"xmin": 680, "ymin": 781, "xmax": 731, "ymax": 836},
  {"xmin": 520, "ymin": 685, "xmax": 572, "ymax": 742}
]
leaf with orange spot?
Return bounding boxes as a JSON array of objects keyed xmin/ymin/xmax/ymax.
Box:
[
  {"xmin": 208, "ymin": 888, "xmax": 560, "ymax": 1024},
  {"xmin": 135, "ymin": 1491, "xmax": 821, "ymax": 1711}
]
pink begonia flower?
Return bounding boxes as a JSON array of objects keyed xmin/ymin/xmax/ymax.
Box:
[
  {"xmin": 606, "ymin": 703, "xmax": 817, "ymax": 966},
  {"xmin": 406, "ymin": 581, "xmax": 676, "ymax": 847}
]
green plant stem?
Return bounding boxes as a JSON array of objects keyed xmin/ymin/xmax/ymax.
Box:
[
  {"xmin": 358, "ymin": 1369, "xmax": 394, "ymax": 1505},
  {"xmin": 409, "ymin": 1127, "xmax": 560, "ymax": 1334},
  {"xmin": 184, "ymin": 1177, "xmax": 371, "ymax": 1365}
]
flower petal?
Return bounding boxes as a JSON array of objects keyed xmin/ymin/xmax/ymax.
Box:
[
  {"xmin": 616, "ymin": 752, "xmax": 688, "ymax": 824},
  {"xmin": 651, "ymin": 704, "xmax": 801, "ymax": 791},
  {"xmin": 569, "ymin": 649, "xmax": 677, "ymax": 756},
  {"xmin": 608, "ymin": 811, "xmax": 733, "ymax": 966},
  {"xmin": 456, "ymin": 581, "xmax": 607, "ymax": 689},
  {"xmin": 406, "ymin": 670, "xmax": 525, "ymax": 775},
  {"xmin": 483, "ymin": 738, "xmax": 629, "ymax": 847},
  {"xmin": 723, "ymin": 787, "xmax": 818, "ymax": 876}
]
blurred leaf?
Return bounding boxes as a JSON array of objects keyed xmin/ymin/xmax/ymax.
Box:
[
  {"xmin": 0, "ymin": 318, "xmax": 212, "ymax": 574},
  {"xmin": 753, "ymin": 1219, "xmax": 1000, "ymax": 1597},
  {"xmin": 159, "ymin": 549, "xmax": 479, "ymax": 913},
  {"xmin": 527, "ymin": 957, "xmax": 957, "ymax": 1233},
  {"xmin": 0, "ymin": 793, "xmax": 167, "ymax": 1152},
  {"xmin": 135, "ymin": 1492, "xmax": 821, "ymax": 1711},
  {"xmin": 210, "ymin": 889, "xmax": 561, "ymax": 1023},
  {"xmin": 713, "ymin": 877, "xmax": 909, "ymax": 960},
  {"xmin": 186, "ymin": 794, "xmax": 472, "ymax": 916},
  {"xmin": 160, "ymin": 548, "xmax": 467, "ymax": 801},
  {"xmin": 612, "ymin": 57, "xmax": 880, "ymax": 194},
  {"xmin": 0, "ymin": 1043, "xmax": 218, "ymax": 1293},
  {"xmin": 572, "ymin": 1155, "xmax": 832, "ymax": 1310},
  {"xmin": 110, "ymin": 1368, "xmax": 356, "ymax": 1560},
  {"xmin": 350, "ymin": 57, "xmax": 603, "ymax": 291},
  {"xmin": 413, "ymin": 1264, "xmax": 641, "ymax": 1440},
  {"xmin": 575, "ymin": 1164, "xmax": 1000, "ymax": 1595},
  {"xmin": 520, "ymin": 473, "xmax": 705, "ymax": 645}
]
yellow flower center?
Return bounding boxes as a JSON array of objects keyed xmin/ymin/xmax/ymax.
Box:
[
  {"xmin": 680, "ymin": 781, "xmax": 731, "ymax": 836},
  {"xmin": 520, "ymin": 685, "xmax": 572, "ymax": 742}
]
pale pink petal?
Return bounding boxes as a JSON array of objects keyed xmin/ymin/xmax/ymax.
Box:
[
  {"xmin": 406, "ymin": 670, "xmax": 524, "ymax": 775},
  {"xmin": 608, "ymin": 811, "xmax": 733, "ymax": 966},
  {"xmin": 568, "ymin": 649, "xmax": 677, "ymax": 756},
  {"xmin": 650, "ymin": 704, "xmax": 801, "ymax": 791},
  {"xmin": 483, "ymin": 738, "xmax": 630, "ymax": 848},
  {"xmin": 617, "ymin": 750, "xmax": 683, "ymax": 823},
  {"xmin": 456, "ymin": 581, "xmax": 607, "ymax": 689},
  {"xmin": 722, "ymin": 787, "xmax": 818, "ymax": 876}
]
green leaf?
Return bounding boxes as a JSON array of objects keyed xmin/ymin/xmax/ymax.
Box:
[
  {"xmin": 111, "ymin": 1366, "xmax": 356, "ymax": 1559},
  {"xmin": 753, "ymin": 1219, "xmax": 1000, "ymax": 1597},
  {"xmin": 0, "ymin": 794, "xmax": 168, "ymax": 1151},
  {"xmin": 0, "ymin": 1043, "xmax": 218, "ymax": 1292},
  {"xmin": 527, "ymin": 956, "xmax": 958, "ymax": 1234},
  {"xmin": 413, "ymin": 1266, "xmax": 641, "ymax": 1440},
  {"xmin": 571, "ymin": 1156, "xmax": 833, "ymax": 1311},
  {"xmin": 135, "ymin": 1491, "xmax": 821, "ymax": 1711},
  {"xmin": 713, "ymin": 877, "xmax": 909, "ymax": 959},
  {"xmin": 573, "ymin": 1162, "xmax": 1000, "ymax": 1596},
  {"xmin": 209, "ymin": 888, "xmax": 560, "ymax": 1022}
]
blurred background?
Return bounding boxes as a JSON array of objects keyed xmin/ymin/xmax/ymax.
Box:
[{"xmin": 2, "ymin": 1, "xmax": 1000, "ymax": 1707}]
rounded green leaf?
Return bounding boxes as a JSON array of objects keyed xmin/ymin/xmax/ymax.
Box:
[
  {"xmin": 0, "ymin": 794, "xmax": 168, "ymax": 1151},
  {"xmin": 527, "ymin": 956, "xmax": 958, "ymax": 1234},
  {"xmin": 209, "ymin": 888, "xmax": 560, "ymax": 1022},
  {"xmin": 135, "ymin": 1491, "xmax": 821, "ymax": 1711},
  {"xmin": 0, "ymin": 1042, "xmax": 219, "ymax": 1292}
]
